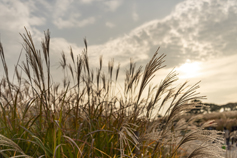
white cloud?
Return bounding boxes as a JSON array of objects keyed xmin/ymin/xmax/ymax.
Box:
[
  {"xmin": 0, "ymin": 0, "xmax": 45, "ymax": 68},
  {"xmin": 78, "ymin": 17, "xmax": 95, "ymax": 27},
  {"xmin": 0, "ymin": 0, "xmax": 45, "ymax": 30},
  {"xmin": 132, "ymin": 4, "xmax": 139, "ymax": 21},
  {"xmin": 50, "ymin": 38, "xmax": 83, "ymax": 58},
  {"xmin": 103, "ymin": 0, "xmax": 123, "ymax": 12},
  {"xmin": 132, "ymin": 12, "xmax": 139, "ymax": 21},
  {"xmin": 53, "ymin": 0, "xmax": 74, "ymax": 19},
  {"xmin": 54, "ymin": 16, "xmax": 95, "ymax": 29},
  {"xmin": 105, "ymin": 22, "xmax": 115, "ymax": 28},
  {"xmin": 51, "ymin": 0, "xmax": 95, "ymax": 29},
  {"xmin": 99, "ymin": 0, "xmax": 237, "ymax": 68},
  {"xmin": 80, "ymin": 0, "xmax": 93, "ymax": 4},
  {"xmin": 61, "ymin": 0, "xmax": 237, "ymax": 70}
]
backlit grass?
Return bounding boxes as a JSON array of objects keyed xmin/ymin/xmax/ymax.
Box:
[{"xmin": 0, "ymin": 28, "xmax": 224, "ymax": 158}]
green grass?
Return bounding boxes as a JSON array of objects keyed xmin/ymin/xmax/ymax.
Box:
[{"xmin": 0, "ymin": 28, "xmax": 224, "ymax": 158}]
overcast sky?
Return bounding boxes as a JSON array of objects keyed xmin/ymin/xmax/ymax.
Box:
[{"xmin": 0, "ymin": 0, "xmax": 236, "ymax": 104}]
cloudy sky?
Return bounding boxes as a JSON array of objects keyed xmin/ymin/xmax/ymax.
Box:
[{"xmin": 0, "ymin": 0, "xmax": 236, "ymax": 104}]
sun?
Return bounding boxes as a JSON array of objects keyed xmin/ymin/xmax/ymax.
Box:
[{"xmin": 177, "ymin": 60, "xmax": 201, "ymax": 79}]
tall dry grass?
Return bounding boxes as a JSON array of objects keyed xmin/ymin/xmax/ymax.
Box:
[{"xmin": 0, "ymin": 28, "xmax": 224, "ymax": 157}]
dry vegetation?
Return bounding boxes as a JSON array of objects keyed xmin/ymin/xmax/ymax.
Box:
[{"xmin": 0, "ymin": 28, "xmax": 225, "ymax": 157}]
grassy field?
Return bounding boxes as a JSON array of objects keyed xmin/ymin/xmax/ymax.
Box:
[{"xmin": 0, "ymin": 28, "xmax": 225, "ymax": 157}]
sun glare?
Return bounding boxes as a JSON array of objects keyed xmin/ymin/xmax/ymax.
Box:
[{"xmin": 177, "ymin": 60, "xmax": 201, "ymax": 79}]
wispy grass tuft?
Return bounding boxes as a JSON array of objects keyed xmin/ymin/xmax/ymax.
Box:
[{"xmin": 0, "ymin": 29, "xmax": 224, "ymax": 157}]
